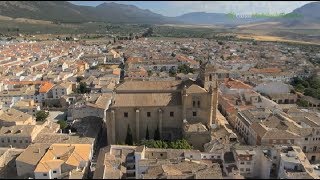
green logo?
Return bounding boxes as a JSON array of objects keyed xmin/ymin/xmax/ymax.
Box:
[{"xmin": 227, "ymin": 12, "xmax": 236, "ymax": 19}]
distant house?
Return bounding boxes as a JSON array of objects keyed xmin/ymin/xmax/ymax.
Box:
[{"xmin": 51, "ymin": 82, "xmax": 73, "ymax": 99}]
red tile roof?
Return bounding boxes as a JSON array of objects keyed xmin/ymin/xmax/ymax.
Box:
[
  {"xmin": 249, "ymin": 68, "xmax": 282, "ymax": 74},
  {"xmin": 39, "ymin": 82, "xmax": 54, "ymax": 93},
  {"xmin": 224, "ymin": 78, "xmax": 252, "ymax": 89}
]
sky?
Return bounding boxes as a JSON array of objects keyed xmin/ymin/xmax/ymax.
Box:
[{"xmin": 69, "ymin": 1, "xmax": 314, "ymax": 17}]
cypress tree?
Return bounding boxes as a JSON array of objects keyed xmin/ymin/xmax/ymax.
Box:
[
  {"xmin": 146, "ymin": 126, "xmax": 150, "ymax": 140},
  {"xmin": 125, "ymin": 124, "xmax": 133, "ymax": 145},
  {"xmin": 154, "ymin": 125, "xmax": 160, "ymax": 140}
]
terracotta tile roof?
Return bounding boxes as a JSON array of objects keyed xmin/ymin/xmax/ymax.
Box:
[
  {"xmin": 35, "ymin": 144, "xmax": 91, "ymax": 173},
  {"xmin": 112, "ymin": 68, "xmax": 121, "ymax": 76},
  {"xmin": 116, "ymin": 81, "xmax": 182, "ymax": 92},
  {"xmin": 224, "ymin": 78, "xmax": 252, "ymax": 89},
  {"xmin": 176, "ymin": 54, "xmax": 198, "ymax": 65},
  {"xmin": 186, "ymin": 84, "xmax": 207, "ymax": 94},
  {"xmin": 4, "ymin": 80, "xmax": 48, "ymax": 85},
  {"xmin": 113, "ymin": 92, "xmax": 181, "ymax": 107},
  {"xmin": 262, "ymin": 129, "xmax": 300, "ymax": 139},
  {"xmin": 127, "ymin": 57, "xmax": 144, "ymax": 63},
  {"xmin": 39, "ymin": 82, "xmax": 54, "ymax": 93},
  {"xmin": 249, "ymin": 68, "xmax": 282, "ymax": 74}
]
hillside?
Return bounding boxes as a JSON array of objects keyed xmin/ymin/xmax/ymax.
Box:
[
  {"xmin": 94, "ymin": 2, "xmax": 173, "ymax": 24},
  {"xmin": 236, "ymin": 1, "xmax": 320, "ymax": 29},
  {"xmin": 0, "ymin": 1, "xmax": 175, "ymax": 24},
  {"xmin": 0, "ymin": 1, "xmax": 95, "ymax": 23},
  {"xmin": 0, "ymin": 1, "xmax": 318, "ymax": 31}
]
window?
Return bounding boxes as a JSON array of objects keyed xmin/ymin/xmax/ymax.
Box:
[
  {"xmin": 303, "ymin": 146, "xmax": 307, "ymax": 152},
  {"xmin": 20, "ymin": 140, "xmax": 22, "ymax": 143},
  {"xmin": 25, "ymin": 140, "xmax": 28, "ymax": 143},
  {"xmin": 246, "ymin": 168, "xmax": 250, "ymax": 172},
  {"xmin": 193, "ymin": 101, "xmax": 196, "ymax": 107},
  {"xmin": 240, "ymin": 162, "xmax": 244, "ymax": 165},
  {"xmin": 57, "ymin": 157, "xmax": 60, "ymax": 159},
  {"xmin": 247, "ymin": 162, "xmax": 251, "ymax": 165},
  {"xmin": 13, "ymin": 140, "xmax": 16, "ymax": 143},
  {"xmin": 203, "ymin": 156, "xmax": 206, "ymax": 158},
  {"xmin": 7, "ymin": 139, "xmax": 10, "ymax": 143},
  {"xmin": 1, "ymin": 139, "xmax": 3, "ymax": 143},
  {"xmin": 160, "ymin": 153, "xmax": 163, "ymax": 157},
  {"xmin": 53, "ymin": 170, "xmax": 57, "ymax": 173},
  {"xmin": 170, "ymin": 112, "xmax": 174, "ymax": 117},
  {"xmin": 305, "ymin": 137, "xmax": 308, "ymax": 141},
  {"xmin": 197, "ymin": 101, "xmax": 200, "ymax": 108},
  {"xmin": 217, "ymin": 155, "xmax": 220, "ymax": 159},
  {"xmin": 147, "ymin": 112, "xmax": 151, "ymax": 117},
  {"xmin": 240, "ymin": 168, "xmax": 244, "ymax": 172},
  {"xmin": 193, "ymin": 111, "xmax": 197, "ymax": 117},
  {"xmin": 272, "ymin": 140, "xmax": 277, "ymax": 144},
  {"xmin": 190, "ymin": 155, "xmax": 193, "ymax": 158},
  {"xmin": 124, "ymin": 112, "xmax": 128, "ymax": 118},
  {"xmin": 43, "ymin": 173, "xmax": 47, "ymax": 176}
]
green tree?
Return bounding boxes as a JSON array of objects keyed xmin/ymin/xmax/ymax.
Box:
[
  {"xmin": 76, "ymin": 76, "xmax": 84, "ymax": 83},
  {"xmin": 154, "ymin": 140, "xmax": 168, "ymax": 148},
  {"xmin": 146, "ymin": 126, "xmax": 150, "ymax": 140},
  {"xmin": 309, "ymin": 76, "xmax": 320, "ymax": 89},
  {"xmin": 304, "ymin": 88, "xmax": 317, "ymax": 97},
  {"xmin": 169, "ymin": 139, "xmax": 192, "ymax": 149},
  {"xmin": 154, "ymin": 125, "xmax": 160, "ymax": 140},
  {"xmin": 139, "ymin": 139, "xmax": 192, "ymax": 149},
  {"xmin": 125, "ymin": 124, "xmax": 133, "ymax": 145},
  {"xmin": 297, "ymin": 99, "xmax": 309, "ymax": 107},
  {"xmin": 78, "ymin": 82, "xmax": 88, "ymax": 94},
  {"xmin": 169, "ymin": 68, "xmax": 176, "ymax": 77},
  {"xmin": 57, "ymin": 120, "xmax": 68, "ymax": 129},
  {"xmin": 295, "ymin": 84, "xmax": 305, "ymax": 92},
  {"xmin": 177, "ymin": 64, "xmax": 194, "ymax": 74},
  {"xmin": 218, "ymin": 41, "xmax": 224, "ymax": 45},
  {"xmin": 35, "ymin": 110, "xmax": 49, "ymax": 122}
]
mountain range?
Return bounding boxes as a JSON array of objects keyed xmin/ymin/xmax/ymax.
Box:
[{"xmin": 0, "ymin": 1, "xmax": 319, "ymax": 27}]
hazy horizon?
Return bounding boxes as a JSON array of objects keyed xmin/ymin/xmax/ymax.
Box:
[{"xmin": 69, "ymin": 1, "xmax": 315, "ymax": 17}]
